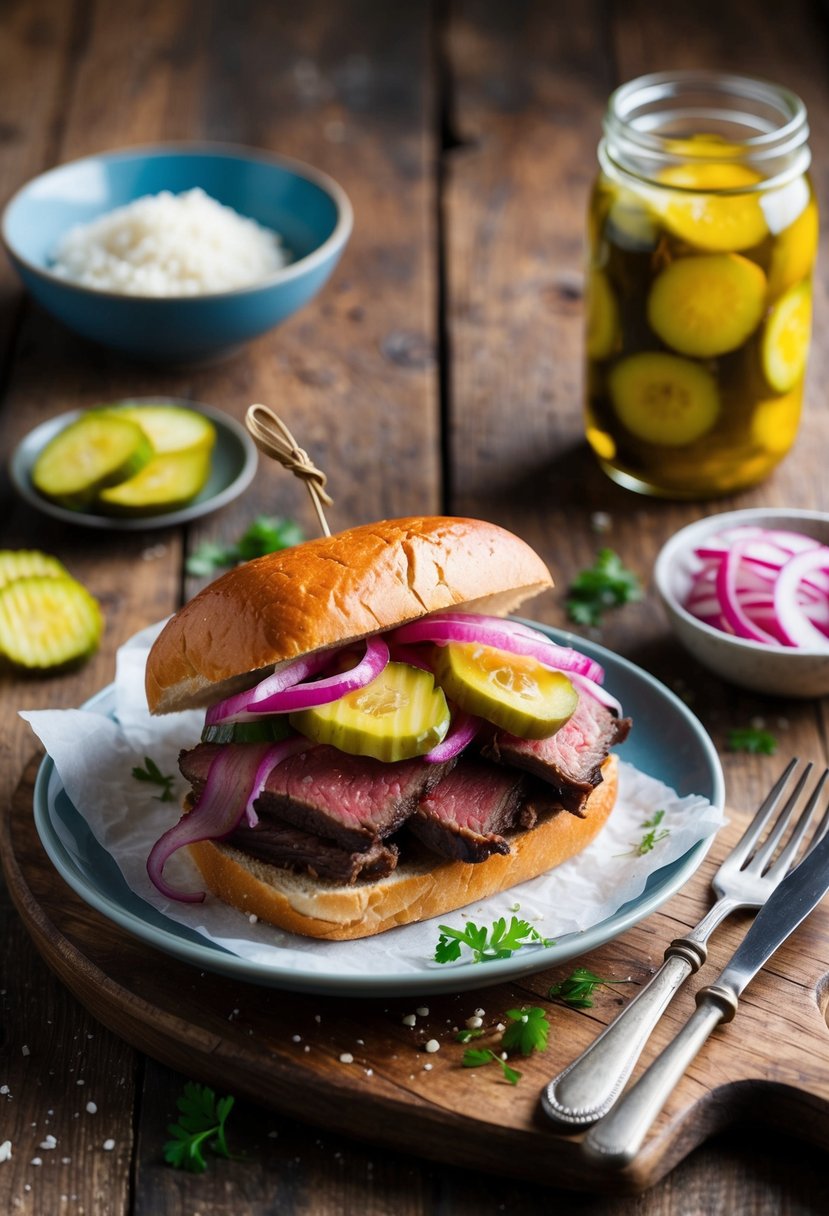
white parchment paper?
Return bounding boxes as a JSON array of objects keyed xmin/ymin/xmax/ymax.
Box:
[{"xmin": 21, "ymin": 623, "xmax": 725, "ymax": 977}]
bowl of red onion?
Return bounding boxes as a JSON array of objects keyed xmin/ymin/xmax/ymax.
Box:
[{"xmin": 654, "ymin": 508, "xmax": 829, "ymax": 698}]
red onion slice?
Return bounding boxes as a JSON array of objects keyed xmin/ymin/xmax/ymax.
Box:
[
  {"xmin": 423, "ymin": 710, "xmax": 480, "ymax": 763},
  {"xmin": 207, "ymin": 637, "xmax": 390, "ymax": 723},
  {"xmin": 146, "ymin": 741, "xmax": 297, "ymax": 902},
  {"xmin": 205, "ymin": 649, "xmax": 336, "ymax": 725},
  {"xmin": 388, "ymin": 613, "xmax": 605, "ymax": 684},
  {"xmin": 773, "ymin": 550, "xmax": 829, "ymax": 651},
  {"xmin": 244, "ymin": 736, "xmax": 311, "ymax": 826},
  {"xmin": 714, "ymin": 542, "xmax": 780, "ymax": 644}
]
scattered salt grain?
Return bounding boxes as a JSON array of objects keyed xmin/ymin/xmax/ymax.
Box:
[
  {"xmin": 85, "ymin": 1102, "xmax": 97, "ymax": 1115},
  {"xmin": 424, "ymin": 1040, "xmax": 440, "ymax": 1054},
  {"xmin": 21, "ymin": 1046, "xmax": 30, "ymax": 1057},
  {"xmin": 39, "ymin": 1135, "xmax": 57, "ymax": 1150},
  {"xmin": 339, "ymin": 1053, "xmax": 354, "ymax": 1064},
  {"xmin": 416, "ymin": 1006, "xmax": 429, "ymax": 1017},
  {"xmin": 102, "ymin": 1139, "xmax": 115, "ymax": 1151},
  {"xmin": 0, "ymin": 1141, "xmax": 11, "ymax": 1163},
  {"xmin": 402, "ymin": 1014, "xmax": 416, "ymax": 1027},
  {"xmin": 465, "ymin": 1016, "xmax": 483, "ymax": 1030},
  {"xmin": 31, "ymin": 1157, "xmax": 42, "ymax": 1166},
  {"xmin": 474, "ymin": 1008, "xmax": 485, "ymax": 1017}
]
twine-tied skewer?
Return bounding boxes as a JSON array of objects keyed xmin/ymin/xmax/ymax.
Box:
[{"xmin": 245, "ymin": 404, "xmax": 333, "ymax": 537}]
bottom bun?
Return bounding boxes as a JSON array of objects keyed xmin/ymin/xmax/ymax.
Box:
[{"xmin": 188, "ymin": 755, "xmax": 619, "ymax": 941}]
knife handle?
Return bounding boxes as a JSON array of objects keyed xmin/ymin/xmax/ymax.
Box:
[{"xmin": 581, "ymin": 983, "xmax": 738, "ymax": 1170}]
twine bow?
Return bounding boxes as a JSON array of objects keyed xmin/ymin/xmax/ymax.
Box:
[{"xmin": 245, "ymin": 404, "xmax": 333, "ymax": 537}]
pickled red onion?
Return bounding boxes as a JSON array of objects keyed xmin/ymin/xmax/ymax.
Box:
[
  {"xmin": 146, "ymin": 736, "xmax": 308, "ymax": 902},
  {"xmin": 388, "ymin": 613, "xmax": 605, "ymax": 684},
  {"xmin": 206, "ymin": 637, "xmax": 390, "ymax": 724},
  {"xmin": 684, "ymin": 527, "xmax": 829, "ymax": 652},
  {"xmin": 423, "ymin": 710, "xmax": 480, "ymax": 763}
]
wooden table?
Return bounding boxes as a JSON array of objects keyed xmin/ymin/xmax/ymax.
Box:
[{"xmin": 2, "ymin": 0, "xmax": 829, "ymax": 1211}]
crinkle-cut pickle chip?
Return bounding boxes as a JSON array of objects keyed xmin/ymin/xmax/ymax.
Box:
[
  {"xmin": 97, "ymin": 448, "xmax": 212, "ymax": 515},
  {"xmin": 647, "ymin": 253, "xmax": 767, "ymax": 358},
  {"xmin": 290, "ymin": 662, "xmax": 450, "ymax": 762},
  {"xmin": 0, "ymin": 575, "xmax": 102, "ymax": 669},
  {"xmin": 32, "ymin": 412, "xmax": 153, "ymax": 509},
  {"xmin": 0, "ymin": 549, "xmax": 66, "ymax": 590},
  {"xmin": 432, "ymin": 642, "xmax": 578, "ymax": 740},
  {"xmin": 608, "ymin": 352, "xmax": 720, "ymax": 447},
  {"xmin": 761, "ymin": 281, "xmax": 812, "ymax": 393},
  {"xmin": 767, "ymin": 198, "xmax": 819, "ymax": 299},
  {"xmin": 113, "ymin": 404, "xmax": 217, "ymax": 454},
  {"xmin": 656, "ymin": 161, "xmax": 767, "ymax": 252},
  {"xmin": 586, "ymin": 270, "xmax": 620, "ymax": 360}
]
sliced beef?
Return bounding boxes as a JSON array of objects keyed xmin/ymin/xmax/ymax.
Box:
[
  {"xmin": 409, "ymin": 758, "xmax": 528, "ymax": 862},
  {"xmin": 481, "ymin": 697, "xmax": 631, "ymax": 816},
  {"xmin": 225, "ymin": 813, "xmax": 399, "ymax": 884},
  {"xmin": 179, "ymin": 742, "xmax": 453, "ymax": 852}
]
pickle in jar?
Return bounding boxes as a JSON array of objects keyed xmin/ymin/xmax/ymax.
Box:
[
  {"xmin": 761, "ymin": 281, "xmax": 812, "ymax": 393},
  {"xmin": 608, "ymin": 352, "xmax": 720, "ymax": 447},
  {"xmin": 656, "ymin": 160, "xmax": 768, "ymax": 252},
  {"xmin": 647, "ymin": 253, "xmax": 766, "ymax": 358}
]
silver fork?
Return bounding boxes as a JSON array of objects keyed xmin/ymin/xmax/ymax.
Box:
[{"xmin": 541, "ymin": 758, "xmax": 829, "ymax": 1130}]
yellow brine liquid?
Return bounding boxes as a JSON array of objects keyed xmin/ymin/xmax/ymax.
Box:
[{"xmin": 586, "ymin": 74, "xmax": 816, "ymax": 498}]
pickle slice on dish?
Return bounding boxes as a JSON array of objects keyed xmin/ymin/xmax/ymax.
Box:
[
  {"xmin": 608, "ymin": 351, "xmax": 720, "ymax": 447},
  {"xmin": 431, "ymin": 642, "xmax": 577, "ymax": 740},
  {"xmin": 96, "ymin": 448, "xmax": 212, "ymax": 514},
  {"xmin": 290, "ymin": 662, "xmax": 450, "ymax": 762},
  {"xmin": 586, "ymin": 270, "xmax": 620, "ymax": 360},
  {"xmin": 0, "ymin": 574, "xmax": 102, "ymax": 668},
  {"xmin": 647, "ymin": 253, "xmax": 766, "ymax": 358},
  {"xmin": 0, "ymin": 549, "xmax": 67, "ymax": 589},
  {"xmin": 761, "ymin": 281, "xmax": 812, "ymax": 393},
  {"xmin": 656, "ymin": 162, "xmax": 767, "ymax": 252},
  {"xmin": 114, "ymin": 404, "xmax": 217, "ymax": 453},
  {"xmin": 31, "ymin": 412, "xmax": 153, "ymax": 509}
]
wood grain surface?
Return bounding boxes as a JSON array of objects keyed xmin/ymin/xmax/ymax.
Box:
[
  {"xmin": 2, "ymin": 0, "xmax": 829, "ymax": 1213},
  {"xmin": 6, "ymin": 754, "xmax": 829, "ymax": 1195}
]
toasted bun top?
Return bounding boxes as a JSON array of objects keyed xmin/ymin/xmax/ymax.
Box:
[{"xmin": 146, "ymin": 516, "xmax": 552, "ymax": 714}]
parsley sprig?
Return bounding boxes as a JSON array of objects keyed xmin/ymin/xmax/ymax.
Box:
[
  {"xmin": 549, "ymin": 966, "xmax": 631, "ymax": 1009},
  {"xmin": 566, "ymin": 548, "xmax": 642, "ymax": 627},
  {"xmin": 434, "ymin": 916, "xmax": 555, "ymax": 965},
  {"xmin": 163, "ymin": 1082, "xmax": 235, "ymax": 1173},
  {"xmin": 617, "ymin": 808, "xmax": 670, "ymax": 858},
  {"xmin": 132, "ymin": 756, "xmax": 176, "ymax": 802},
  {"xmin": 461, "ymin": 1007, "xmax": 551, "ymax": 1085},
  {"xmin": 186, "ymin": 516, "xmax": 303, "ymax": 577},
  {"xmin": 728, "ymin": 727, "xmax": 778, "ymax": 756}
]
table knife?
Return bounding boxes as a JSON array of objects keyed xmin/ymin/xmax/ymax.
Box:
[{"xmin": 581, "ymin": 823, "xmax": 829, "ymax": 1170}]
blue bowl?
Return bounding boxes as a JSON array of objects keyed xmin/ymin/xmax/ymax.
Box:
[{"xmin": 1, "ymin": 143, "xmax": 352, "ymax": 363}]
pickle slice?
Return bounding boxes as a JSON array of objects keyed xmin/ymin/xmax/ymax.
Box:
[
  {"xmin": 647, "ymin": 253, "xmax": 766, "ymax": 358},
  {"xmin": 766, "ymin": 198, "xmax": 818, "ymax": 299},
  {"xmin": 751, "ymin": 388, "xmax": 802, "ymax": 455},
  {"xmin": 431, "ymin": 643, "xmax": 578, "ymax": 740},
  {"xmin": 290, "ymin": 662, "xmax": 450, "ymax": 762},
  {"xmin": 32, "ymin": 412, "xmax": 153, "ymax": 509},
  {"xmin": 608, "ymin": 352, "xmax": 720, "ymax": 447},
  {"xmin": 761, "ymin": 281, "xmax": 812, "ymax": 393},
  {"xmin": 97, "ymin": 448, "xmax": 212, "ymax": 514},
  {"xmin": 657, "ymin": 162, "xmax": 767, "ymax": 252},
  {"xmin": 201, "ymin": 718, "xmax": 293, "ymax": 745},
  {"xmin": 0, "ymin": 549, "xmax": 67, "ymax": 589},
  {"xmin": 586, "ymin": 270, "xmax": 620, "ymax": 360},
  {"xmin": 0, "ymin": 575, "xmax": 102, "ymax": 668},
  {"xmin": 114, "ymin": 404, "xmax": 217, "ymax": 453}
]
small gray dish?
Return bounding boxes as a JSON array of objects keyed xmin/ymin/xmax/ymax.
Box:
[{"xmin": 9, "ymin": 397, "xmax": 257, "ymax": 531}]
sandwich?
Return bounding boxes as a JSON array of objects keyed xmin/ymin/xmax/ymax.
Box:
[{"xmin": 144, "ymin": 515, "xmax": 630, "ymax": 939}]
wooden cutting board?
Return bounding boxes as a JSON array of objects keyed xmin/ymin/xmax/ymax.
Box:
[{"xmin": 4, "ymin": 754, "xmax": 829, "ymax": 1194}]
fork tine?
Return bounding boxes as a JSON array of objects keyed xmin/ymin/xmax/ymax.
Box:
[
  {"xmin": 798, "ymin": 769, "xmax": 829, "ymax": 855},
  {"xmin": 763, "ymin": 767, "xmax": 829, "ymax": 878},
  {"xmin": 726, "ymin": 757, "xmax": 800, "ymax": 865},
  {"xmin": 749, "ymin": 761, "xmax": 814, "ymax": 872}
]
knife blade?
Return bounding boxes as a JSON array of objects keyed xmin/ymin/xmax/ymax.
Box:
[{"xmin": 582, "ymin": 823, "xmax": 829, "ymax": 1170}]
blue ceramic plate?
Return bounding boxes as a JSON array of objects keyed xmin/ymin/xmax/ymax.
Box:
[
  {"xmin": 9, "ymin": 398, "xmax": 257, "ymax": 530},
  {"xmin": 31, "ymin": 626, "xmax": 725, "ymax": 996}
]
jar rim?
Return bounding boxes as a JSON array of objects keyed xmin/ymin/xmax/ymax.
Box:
[{"xmin": 604, "ymin": 69, "xmax": 809, "ymax": 172}]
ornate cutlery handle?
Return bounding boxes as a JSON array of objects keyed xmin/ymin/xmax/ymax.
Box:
[
  {"xmin": 581, "ymin": 983, "xmax": 737, "ymax": 1170},
  {"xmin": 541, "ymin": 945, "xmax": 702, "ymax": 1128}
]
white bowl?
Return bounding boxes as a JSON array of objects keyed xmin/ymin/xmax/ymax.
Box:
[{"xmin": 654, "ymin": 508, "xmax": 829, "ymax": 698}]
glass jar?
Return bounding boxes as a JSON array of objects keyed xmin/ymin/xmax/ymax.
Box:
[{"xmin": 585, "ymin": 71, "xmax": 816, "ymax": 498}]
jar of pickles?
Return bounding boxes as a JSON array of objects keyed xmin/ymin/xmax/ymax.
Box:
[{"xmin": 585, "ymin": 71, "xmax": 817, "ymax": 498}]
